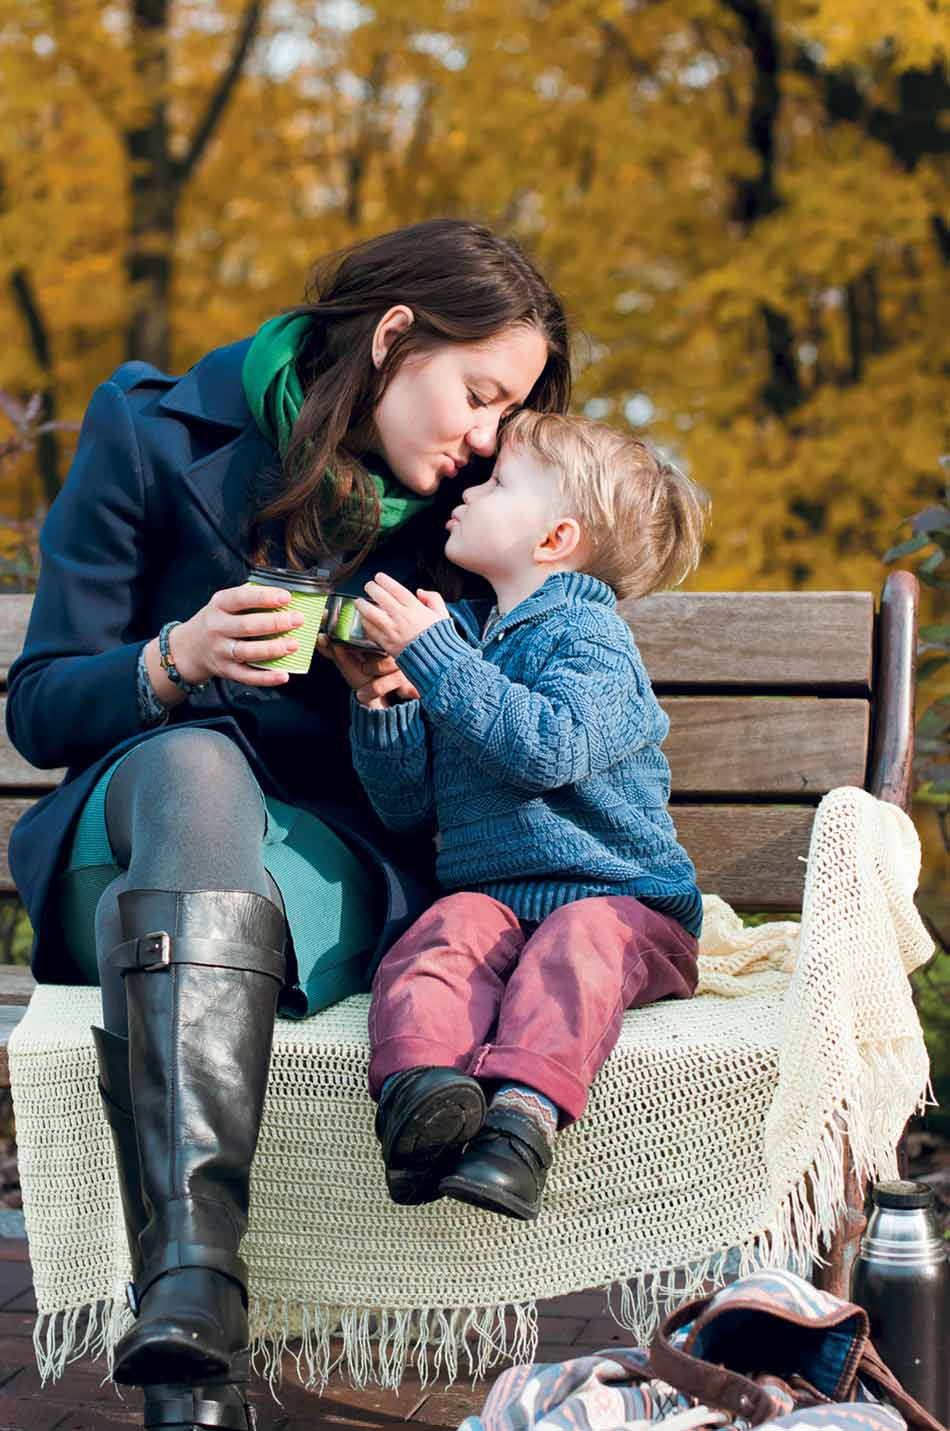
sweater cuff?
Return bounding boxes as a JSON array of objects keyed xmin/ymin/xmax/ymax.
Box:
[
  {"xmin": 396, "ymin": 619, "xmax": 478, "ymax": 698},
  {"xmin": 349, "ymin": 693, "xmax": 424, "ymax": 750}
]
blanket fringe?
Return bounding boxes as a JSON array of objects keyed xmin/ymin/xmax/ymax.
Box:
[
  {"xmin": 247, "ymin": 1297, "xmax": 540, "ymax": 1394},
  {"xmin": 32, "ymin": 1295, "xmax": 133, "ymax": 1386},
  {"xmin": 607, "ymin": 1041, "xmax": 926, "ymax": 1349},
  {"xmin": 29, "ymin": 1044, "xmax": 929, "ymax": 1393}
]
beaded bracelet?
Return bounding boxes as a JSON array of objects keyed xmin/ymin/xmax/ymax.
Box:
[
  {"xmin": 158, "ymin": 620, "xmax": 209, "ymax": 695},
  {"xmin": 136, "ymin": 645, "xmax": 170, "ymax": 727}
]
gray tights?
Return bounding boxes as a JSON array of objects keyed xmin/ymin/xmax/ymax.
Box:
[{"xmin": 95, "ymin": 728, "xmax": 282, "ymax": 1036}]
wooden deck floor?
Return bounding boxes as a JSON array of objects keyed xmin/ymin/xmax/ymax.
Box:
[{"xmin": 0, "ymin": 1237, "xmax": 631, "ymax": 1431}]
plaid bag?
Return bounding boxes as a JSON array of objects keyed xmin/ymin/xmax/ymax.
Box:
[{"xmin": 460, "ymin": 1270, "xmax": 944, "ymax": 1431}]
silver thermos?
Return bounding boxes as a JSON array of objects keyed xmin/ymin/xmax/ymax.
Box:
[{"xmin": 850, "ymin": 1179, "xmax": 948, "ymax": 1425}]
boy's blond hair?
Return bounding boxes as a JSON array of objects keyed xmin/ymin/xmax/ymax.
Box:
[{"xmin": 501, "ymin": 410, "xmax": 709, "ymax": 600}]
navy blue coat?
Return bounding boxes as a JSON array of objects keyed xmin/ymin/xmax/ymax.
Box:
[{"xmin": 6, "ymin": 337, "xmax": 466, "ymax": 983}]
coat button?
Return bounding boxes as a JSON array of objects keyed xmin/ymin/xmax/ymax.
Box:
[{"xmin": 738, "ymin": 1395, "xmax": 751, "ymax": 1412}]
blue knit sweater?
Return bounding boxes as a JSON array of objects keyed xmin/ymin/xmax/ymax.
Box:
[{"xmin": 349, "ymin": 571, "xmax": 703, "ymax": 936}]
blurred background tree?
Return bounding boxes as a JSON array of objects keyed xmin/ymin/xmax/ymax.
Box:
[
  {"xmin": 0, "ymin": 0, "xmax": 945, "ymax": 593},
  {"xmin": 0, "ymin": 1, "xmax": 946, "ymax": 1036}
]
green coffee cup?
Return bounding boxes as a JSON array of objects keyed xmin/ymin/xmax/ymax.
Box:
[
  {"xmin": 246, "ymin": 566, "xmax": 331, "ymax": 674},
  {"xmin": 325, "ymin": 592, "xmax": 385, "ymax": 653}
]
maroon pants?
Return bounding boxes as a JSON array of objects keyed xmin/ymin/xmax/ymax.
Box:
[{"xmin": 368, "ymin": 892, "xmax": 699, "ymax": 1123}]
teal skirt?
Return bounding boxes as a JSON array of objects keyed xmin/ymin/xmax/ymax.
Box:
[{"xmin": 55, "ymin": 749, "xmax": 381, "ymax": 1019}]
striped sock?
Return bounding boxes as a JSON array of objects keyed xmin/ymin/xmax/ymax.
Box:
[{"xmin": 490, "ymin": 1083, "xmax": 559, "ymax": 1150}]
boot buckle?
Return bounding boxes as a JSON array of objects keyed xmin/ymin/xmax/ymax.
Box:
[
  {"xmin": 125, "ymin": 1280, "xmax": 140, "ymax": 1317},
  {"xmin": 135, "ymin": 931, "xmax": 171, "ymax": 970}
]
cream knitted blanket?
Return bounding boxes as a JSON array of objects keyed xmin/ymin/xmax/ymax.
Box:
[{"xmin": 9, "ymin": 787, "xmax": 934, "ymax": 1391}]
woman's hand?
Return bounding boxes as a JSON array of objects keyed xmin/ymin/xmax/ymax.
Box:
[
  {"xmin": 355, "ymin": 573, "xmax": 451, "ymax": 658},
  {"xmin": 146, "ymin": 583, "xmax": 306, "ymax": 704},
  {"xmin": 316, "ymin": 634, "xmax": 420, "ymax": 710}
]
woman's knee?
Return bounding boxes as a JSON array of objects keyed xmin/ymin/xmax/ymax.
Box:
[
  {"xmin": 105, "ymin": 729, "xmax": 264, "ymax": 864},
  {"xmin": 124, "ymin": 728, "xmax": 253, "ymax": 791}
]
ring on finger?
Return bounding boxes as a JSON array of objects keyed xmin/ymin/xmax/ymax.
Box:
[{"xmin": 230, "ymin": 639, "xmax": 241, "ymax": 663}]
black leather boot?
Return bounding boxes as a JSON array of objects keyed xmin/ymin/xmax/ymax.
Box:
[
  {"xmin": 92, "ymin": 1027, "xmax": 150, "ymax": 1253},
  {"xmin": 437, "ymin": 1107, "xmax": 553, "ymax": 1221},
  {"xmin": 93, "ymin": 1027, "xmax": 256, "ymax": 1428},
  {"xmin": 142, "ymin": 1363, "xmax": 256, "ymax": 1431},
  {"xmin": 374, "ymin": 1067, "xmax": 486, "ymax": 1206},
  {"xmin": 109, "ymin": 889, "xmax": 285, "ymax": 1389}
]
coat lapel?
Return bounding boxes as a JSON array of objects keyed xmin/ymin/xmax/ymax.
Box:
[
  {"xmin": 176, "ymin": 424, "xmax": 278, "ymax": 564},
  {"xmin": 157, "ymin": 337, "xmax": 278, "ymax": 564}
]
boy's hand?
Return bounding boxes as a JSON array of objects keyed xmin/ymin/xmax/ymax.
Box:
[{"xmin": 356, "ymin": 573, "xmax": 451, "ymax": 658}]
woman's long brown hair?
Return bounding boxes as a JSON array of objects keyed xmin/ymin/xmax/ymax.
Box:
[{"xmin": 250, "ymin": 219, "xmax": 571, "ymax": 590}]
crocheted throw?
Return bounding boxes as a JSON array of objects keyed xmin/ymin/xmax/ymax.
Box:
[{"xmin": 9, "ymin": 787, "xmax": 933, "ymax": 1391}]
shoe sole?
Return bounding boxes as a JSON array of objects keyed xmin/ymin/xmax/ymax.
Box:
[
  {"xmin": 385, "ymin": 1162, "xmax": 446, "ymax": 1206},
  {"xmin": 437, "ymin": 1173, "xmax": 539, "ymax": 1221},
  {"xmin": 386, "ymin": 1084, "xmax": 486, "ymax": 1168},
  {"xmin": 143, "ymin": 1380, "xmax": 249, "ymax": 1431},
  {"xmin": 112, "ymin": 1336, "xmax": 230, "ymax": 1387}
]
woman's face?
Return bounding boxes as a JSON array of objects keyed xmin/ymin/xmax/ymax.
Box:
[{"xmin": 370, "ymin": 317, "xmax": 549, "ymax": 495}]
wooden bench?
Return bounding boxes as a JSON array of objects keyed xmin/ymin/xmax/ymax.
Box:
[{"xmin": 0, "ymin": 574, "xmax": 919, "ymax": 1297}]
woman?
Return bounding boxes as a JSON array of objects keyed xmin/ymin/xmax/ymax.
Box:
[{"xmin": 6, "ymin": 219, "xmax": 570, "ymax": 1429}]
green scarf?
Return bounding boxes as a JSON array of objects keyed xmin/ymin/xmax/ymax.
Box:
[{"xmin": 242, "ymin": 312, "xmax": 435, "ymax": 540}]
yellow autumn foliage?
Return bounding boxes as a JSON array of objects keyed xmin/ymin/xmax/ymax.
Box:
[{"xmin": 0, "ymin": 0, "xmax": 944, "ymax": 604}]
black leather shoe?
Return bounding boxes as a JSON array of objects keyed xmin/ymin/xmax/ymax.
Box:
[
  {"xmin": 375, "ymin": 1067, "xmax": 486, "ymax": 1206},
  {"xmin": 143, "ymin": 1359, "xmax": 256, "ymax": 1431},
  {"xmin": 437, "ymin": 1108, "xmax": 553, "ymax": 1221},
  {"xmin": 383, "ymin": 1164, "xmax": 445, "ymax": 1207}
]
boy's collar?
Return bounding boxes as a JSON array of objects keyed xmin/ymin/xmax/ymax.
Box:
[{"xmin": 455, "ymin": 571, "xmax": 615, "ymax": 643}]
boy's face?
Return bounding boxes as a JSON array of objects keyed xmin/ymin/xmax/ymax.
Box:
[{"xmin": 443, "ymin": 442, "xmax": 564, "ymax": 583}]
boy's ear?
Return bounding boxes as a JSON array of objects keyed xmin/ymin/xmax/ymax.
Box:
[{"xmin": 536, "ymin": 517, "xmax": 585, "ymax": 564}]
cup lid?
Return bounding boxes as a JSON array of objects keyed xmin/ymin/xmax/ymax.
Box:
[
  {"xmin": 248, "ymin": 565, "xmax": 330, "ymax": 591},
  {"xmin": 872, "ymin": 1179, "xmax": 935, "ymax": 1209}
]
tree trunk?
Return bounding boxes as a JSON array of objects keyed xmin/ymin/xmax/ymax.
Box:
[
  {"xmin": 720, "ymin": 0, "xmax": 801, "ymax": 415},
  {"xmin": 8, "ymin": 268, "xmax": 62, "ymax": 502},
  {"xmin": 125, "ymin": 195, "xmax": 177, "ymax": 369},
  {"xmin": 125, "ymin": 0, "xmax": 175, "ymax": 366},
  {"xmin": 124, "ymin": 0, "xmax": 263, "ymax": 367}
]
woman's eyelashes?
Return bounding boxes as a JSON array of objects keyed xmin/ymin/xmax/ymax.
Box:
[{"xmin": 467, "ymin": 389, "xmax": 489, "ymax": 409}]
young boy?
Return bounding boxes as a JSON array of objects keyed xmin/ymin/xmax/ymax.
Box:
[{"xmin": 340, "ymin": 412, "xmax": 708, "ymax": 1221}]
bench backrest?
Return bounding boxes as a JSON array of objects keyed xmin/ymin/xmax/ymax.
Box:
[{"xmin": 0, "ymin": 575, "xmax": 918, "ymax": 914}]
